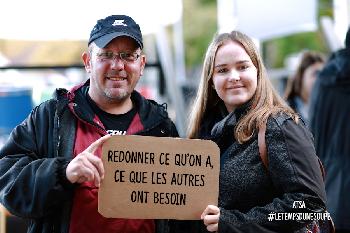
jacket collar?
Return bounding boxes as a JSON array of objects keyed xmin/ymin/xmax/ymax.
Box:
[
  {"xmin": 210, "ymin": 100, "xmax": 251, "ymax": 138},
  {"xmin": 319, "ymin": 48, "xmax": 350, "ymax": 85},
  {"xmin": 59, "ymin": 79, "xmax": 169, "ymax": 132}
]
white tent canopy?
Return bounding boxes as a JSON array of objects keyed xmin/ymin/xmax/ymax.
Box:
[
  {"xmin": 217, "ymin": 0, "xmax": 318, "ymax": 41},
  {"xmin": 0, "ymin": 0, "xmax": 182, "ymax": 40},
  {"xmin": 0, "ymin": 0, "xmax": 188, "ymax": 136}
]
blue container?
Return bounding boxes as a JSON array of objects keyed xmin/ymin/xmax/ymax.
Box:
[{"xmin": 0, "ymin": 87, "xmax": 34, "ymax": 135}]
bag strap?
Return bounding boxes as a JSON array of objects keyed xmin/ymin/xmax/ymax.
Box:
[
  {"xmin": 318, "ymin": 158, "xmax": 326, "ymax": 181},
  {"xmin": 258, "ymin": 122, "xmax": 268, "ymax": 169},
  {"xmin": 258, "ymin": 122, "xmax": 326, "ymax": 179}
]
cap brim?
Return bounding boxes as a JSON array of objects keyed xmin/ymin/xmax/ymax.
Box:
[{"xmin": 94, "ymin": 32, "xmax": 143, "ymax": 49}]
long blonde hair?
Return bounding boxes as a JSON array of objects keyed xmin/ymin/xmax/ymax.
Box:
[{"xmin": 187, "ymin": 31, "xmax": 298, "ymax": 143}]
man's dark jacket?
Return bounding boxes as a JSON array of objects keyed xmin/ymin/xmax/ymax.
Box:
[{"xmin": 0, "ymin": 81, "xmax": 178, "ymax": 233}]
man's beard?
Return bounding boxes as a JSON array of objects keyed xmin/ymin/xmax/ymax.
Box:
[{"xmin": 103, "ymin": 87, "xmax": 130, "ymax": 102}]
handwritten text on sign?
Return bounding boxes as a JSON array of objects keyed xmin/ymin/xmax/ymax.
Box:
[{"xmin": 98, "ymin": 135, "xmax": 220, "ymax": 220}]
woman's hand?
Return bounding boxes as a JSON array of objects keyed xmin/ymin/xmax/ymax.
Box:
[{"xmin": 201, "ymin": 204, "xmax": 220, "ymax": 232}]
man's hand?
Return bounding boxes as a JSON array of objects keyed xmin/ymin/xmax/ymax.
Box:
[
  {"xmin": 66, "ymin": 134, "xmax": 111, "ymax": 187},
  {"xmin": 201, "ymin": 204, "xmax": 220, "ymax": 232}
]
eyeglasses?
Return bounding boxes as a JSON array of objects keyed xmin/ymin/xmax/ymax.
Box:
[{"xmin": 95, "ymin": 51, "xmax": 140, "ymax": 63}]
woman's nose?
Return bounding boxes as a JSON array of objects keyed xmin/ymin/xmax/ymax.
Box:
[{"xmin": 228, "ymin": 69, "xmax": 240, "ymax": 81}]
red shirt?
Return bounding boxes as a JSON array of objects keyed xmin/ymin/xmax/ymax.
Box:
[{"xmin": 69, "ymin": 114, "xmax": 155, "ymax": 233}]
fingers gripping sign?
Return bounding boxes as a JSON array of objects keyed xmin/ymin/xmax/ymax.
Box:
[
  {"xmin": 201, "ymin": 205, "xmax": 220, "ymax": 232},
  {"xmin": 66, "ymin": 134, "xmax": 111, "ymax": 187}
]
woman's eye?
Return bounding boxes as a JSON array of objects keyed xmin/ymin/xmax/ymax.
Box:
[
  {"xmin": 238, "ymin": 65, "xmax": 249, "ymax": 71},
  {"xmin": 217, "ymin": 68, "xmax": 228, "ymax": 73}
]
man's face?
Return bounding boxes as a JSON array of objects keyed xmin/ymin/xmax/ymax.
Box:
[{"xmin": 84, "ymin": 36, "xmax": 146, "ymax": 104}]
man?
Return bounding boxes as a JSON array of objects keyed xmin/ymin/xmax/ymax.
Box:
[
  {"xmin": 309, "ymin": 27, "xmax": 350, "ymax": 233},
  {"xmin": 0, "ymin": 15, "xmax": 178, "ymax": 233}
]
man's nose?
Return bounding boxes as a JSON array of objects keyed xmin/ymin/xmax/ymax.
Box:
[{"xmin": 110, "ymin": 56, "xmax": 125, "ymax": 69}]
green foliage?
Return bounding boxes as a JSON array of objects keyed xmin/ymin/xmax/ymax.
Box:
[
  {"xmin": 263, "ymin": 31, "xmax": 329, "ymax": 68},
  {"xmin": 183, "ymin": 0, "xmax": 334, "ymax": 69},
  {"xmin": 183, "ymin": 0, "xmax": 217, "ymax": 67},
  {"xmin": 262, "ymin": 0, "xmax": 333, "ymax": 68},
  {"xmin": 318, "ymin": 0, "xmax": 333, "ymax": 18}
]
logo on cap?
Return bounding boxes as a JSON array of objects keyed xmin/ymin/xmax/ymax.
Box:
[
  {"xmin": 88, "ymin": 15, "xmax": 143, "ymax": 49},
  {"xmin": 112, "ymin": 20, "xmax": 127, "ymax": 27}
]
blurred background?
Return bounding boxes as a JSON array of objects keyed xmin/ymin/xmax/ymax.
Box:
[
  {"xmin": 0, "ymin": 0, "xmax": 348, "ymax": 139},
  {"xmin": 0, "ymin": 0, "xmax": 349, "ymax": 232}
]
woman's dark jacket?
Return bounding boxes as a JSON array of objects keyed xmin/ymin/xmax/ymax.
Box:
[
  {"xmin": 170, "ymin": 104, "xmax": 327, "ymax": 233},
  {"xmin": 0, "ymin": 81, "xmax": 178, "ymax": 233},
  {"xmin": 309, "ymin": 47, "xmax": 350, "ymax": 230}
]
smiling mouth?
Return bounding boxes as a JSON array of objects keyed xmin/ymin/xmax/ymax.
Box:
[
  {"xmin": 228, "ymin": 86, "xmax": 243, "ymax": 89},
  {"xmin": 106, "ymin": 77, "xmax": 127, "ymax": 81}
]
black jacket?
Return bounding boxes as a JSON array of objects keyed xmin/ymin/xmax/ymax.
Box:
[
  {"xmin": 0, "ymin": 81, "xmax": 178, "ymax": 233},
  {"xmin": 309, "ymin": 48, "xmax": 350, "ymax": 230},
  {"xmin": 215, "ymin": 109, "xmax": 326, "ymax": 233},
  {"xmin": 170, "ymin": 104, "xmax": 326, "ymax": 233}
]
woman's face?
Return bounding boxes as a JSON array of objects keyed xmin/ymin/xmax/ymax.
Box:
[
  {"xmin": 212, "ymin": 41, "xmax": 258, "ymax": 112},
  {"xmin": 301, "ymin": 62, "xmax": 324, "ymax": 103}
]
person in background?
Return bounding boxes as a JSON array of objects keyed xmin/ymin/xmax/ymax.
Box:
[
  {"xmin": 284, "ymin": 51, "xmax": 325, "ymax": 125},
  {"xmin": 0, "ymin": 15, "xmax": 178, "ymax": 233},
  {"xmin": 309, "ymin": 27, "xmax": 350, "ymax": 233},
  {"xmin": 182, "ymin": 31, "xmax": 327, "ymax": 233}
]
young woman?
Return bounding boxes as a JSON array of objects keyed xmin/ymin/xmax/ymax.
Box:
[
  {"xmin": 284, "ymin": 51, "xmax": 325, "ymax": 124},
  {"xmin": 187, "ymin": 31, "xmax": 328, "ymax": 232}
]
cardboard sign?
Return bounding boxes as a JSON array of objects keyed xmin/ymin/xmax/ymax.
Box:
[{"xmin": 98, "ymin": 135, "xmax": 220, "ymax": 220}]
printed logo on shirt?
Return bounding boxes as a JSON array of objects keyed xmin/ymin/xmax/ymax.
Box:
[{"xmin": 107, "ymin": 130, "xmax": 126, "ymax": 135}]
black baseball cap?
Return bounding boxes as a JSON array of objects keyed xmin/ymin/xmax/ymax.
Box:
[{"xmin": 88, "ymin": 15, "xmax": 143, "ymax": 49}]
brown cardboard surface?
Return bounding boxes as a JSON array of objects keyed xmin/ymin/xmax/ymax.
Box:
[{"xmin": 98, "ymin": 135, "xmax": 220, "ymax": 220}]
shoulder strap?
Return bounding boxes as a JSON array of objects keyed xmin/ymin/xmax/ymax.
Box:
[
  {"xmin": 318, "ymin": 158, "xmax": 326, "ymax": 181},
  {"xmin": 258, "ymin": 121, "xmax": 327, "ymax": 178},
  {"xmin": 258, "ymin": 122, "xmax": 268, "ymax": 169}
]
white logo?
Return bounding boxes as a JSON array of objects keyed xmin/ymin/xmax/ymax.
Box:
[
  {"xmin": 107, "ymin": 130, "xmax": 126, "ymax": 135},
  {"xmin": 292, "ymin": 201, "xmax": 306, "ymax": 209},
  {"xmin": 112, "ymin": 20, "xmax": 127, "ymax": 27}
]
